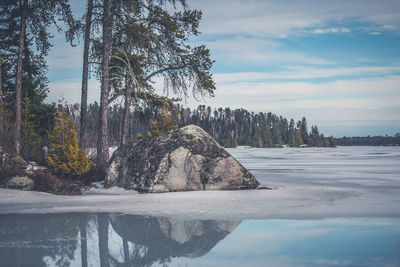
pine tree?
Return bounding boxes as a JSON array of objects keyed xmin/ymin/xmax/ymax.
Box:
[
  {"xmin": 21, "ymin": 92, "xmax": 41, "ymax": 158},
  {"xmin": 47, "ymin": 107, "xmax": 91, "ymax": 176},
  {"xmin": 300, "ymin": 117, "xmax": 308, "ymax": 145},
  {"xmin": 148, "ymin": 105, "xmax": 178, "ymax": 137}
]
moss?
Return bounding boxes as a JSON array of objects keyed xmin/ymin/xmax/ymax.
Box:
[{"xmin": 12, "ymin": 155, "xmax": 27, "ymax": 166}]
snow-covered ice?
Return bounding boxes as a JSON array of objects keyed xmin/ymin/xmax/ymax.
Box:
[{"xmin": 1, "ymin": 146, "xmax": 399, "ymax": 220}]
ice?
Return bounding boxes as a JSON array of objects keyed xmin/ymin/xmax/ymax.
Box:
[{"xmin": 1, "ymin": 146, "xmax": 399, "ymax": 220}]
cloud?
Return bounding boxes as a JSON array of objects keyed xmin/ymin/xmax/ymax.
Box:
[
  {"xmin": 314, "ymin": 258, "xmax": 352, "ymax": 266},
  {"xmin": 191, "ymin": 0, "xmax": 400, "ymax": 37},
  {"xmin": 214, "ymin": 66, "xmax": 400, "ymax": 83},
  {"xmin": 313, "ymin": 27, "xmax": 351, "ymax": 34},
  {"xmin": 203, "ymin": 37, "xmax": 333, "ymax": 66}
]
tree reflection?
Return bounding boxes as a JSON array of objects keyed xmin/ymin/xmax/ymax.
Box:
[
  {"xmin": 0, "ymin": 213, "xmax": 88, "ymax": 267},
  {"xmin": 0, "ymin": 213, "xmax": 240, "ymax": 266}
]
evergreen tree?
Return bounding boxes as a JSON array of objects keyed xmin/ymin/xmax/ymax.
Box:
[
  {"xmin": 288, "ymin": 119, "xmax": 296, "ymax": 147},
  {"xmin": 300, "ymin": 117, "xmax": 308, "ymax": 145},
  {"xmin": 148, "ymin": 107, "xmax": 178, "ymax": 137},
  {"xmin": 93, "ymin": 0, "xmax": 215, "ymax": 168},
  {"xmin": 0, "ymin": 0, "xmax": 74, "ymax": 154},
  {"xmin": 21, "ymin": 92, "xmax": 41, "ymax": 159},
  {"xmin": 47, "ymin": 107, "xmax": 91, "ymax": 176}
]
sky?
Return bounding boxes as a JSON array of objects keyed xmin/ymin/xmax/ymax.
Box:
[{"xmin": 46, "ymin": 0, "xmax": 400, "ymax": 137}]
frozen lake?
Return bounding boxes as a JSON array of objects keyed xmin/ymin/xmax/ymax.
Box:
[
  {"xmin": 1, "ymin": 146, "xmax": 400, "ymax": 266},
  {"xmin": 228, "ymin": 145, "xmax": 400, "ymax": 194}
]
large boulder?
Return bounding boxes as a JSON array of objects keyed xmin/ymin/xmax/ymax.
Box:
[{"xmin": 106, "ymin": 125, "xmax": 259, "ymax": 193}]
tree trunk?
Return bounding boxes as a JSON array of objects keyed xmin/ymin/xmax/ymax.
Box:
[
  {"xmin": 79, "ymin": 0, "xmax": 93, "ymax": 148},
  {"xmin": 24, "ymin": 41, "xmax": 32, "ymax": 84},
  {"xmin": 97, "ymin": 0, "xmax": 113, "ymax": 169},
  {"xmin": 80, "ymin": 220, "xmax": 88, "ymax": 267},
  {"xmin": 15, "ymin": 0, "xmax": 28, "ymax": 155},
  {"xmin": 98, "ymin": 214, "xmax": 109, "ymax": 267},
  {"xmin": 0, "ymin": 58, "xmax": 3, "ymax": 105},
  {"xmin": 120, "ymin": 74, "xmax": 132, "ymax": 146},
  {"xmin": 123, "ymin": 236, "xmax": 129, "ymax": 264}
]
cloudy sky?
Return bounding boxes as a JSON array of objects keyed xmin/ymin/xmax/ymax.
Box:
[{"xmin": 47, "ymin": 0, "xmax": 400, "ymax": 137}]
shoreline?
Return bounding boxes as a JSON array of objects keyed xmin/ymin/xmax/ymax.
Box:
[{"xmin": 1, "ymin": 182, "xmax": 399, "ymax": 220}]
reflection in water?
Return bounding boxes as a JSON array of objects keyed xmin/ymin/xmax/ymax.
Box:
[
  {"xmin": 2, "ymin": 214, "xmax": 399, "ymax": 267},
  {"xmin": 0, "ymin": 213, "xmax": 240, "ymax": 267}
]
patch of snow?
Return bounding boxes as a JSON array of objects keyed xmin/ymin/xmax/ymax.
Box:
[
  {"xmin": 0, "ymin": 182, "xmax": 398, "ymax": 220},
  {"xmin": 26, "ymin": 161, "xmax": 47, "ymax": 172},
  {"xmin": 85, "ymin": 186, "xmax": 136, "ymax": 195},
  {"xmin": 86, "ymin": 146, "xmax": 118, "ymax": 160},
  {"xmin": 109, "ymin": 146, "xmax": 118, "ymax": 158},
  {"xmin": 90, "ymin": 181, "xmax": 105, "ymax": 189}
]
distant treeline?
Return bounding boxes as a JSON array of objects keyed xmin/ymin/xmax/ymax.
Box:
[
  {"xmin": 68, "ymin": 103, "xmax": 335, "ymax": 148},
  {"xmin": 335, "ymin": 135, "xmax": 400, "ymax": 146}
]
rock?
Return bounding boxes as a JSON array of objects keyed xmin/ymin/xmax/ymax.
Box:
[
  {"xmin": 106, "ymin": 125, "xmax": 259, "ymax": 193},
  {"xmin": 56, "ymin": 184, "xmax": 82, "ymax": 195},
  {"xmin": 257, "ymin": 186, "xmax": 272, "ymax": 190},
  {"xmin": 6, "ymin": 176, "xmax": 34, "ymax": 191},
  {"xmin": 1, "ymin": 154, "xmax": 28, "ymax": 172}
]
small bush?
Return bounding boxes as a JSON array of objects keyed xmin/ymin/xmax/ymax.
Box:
[{"xmin": 30, "ymin": 170, "xmax": 64, "ymax": 192}]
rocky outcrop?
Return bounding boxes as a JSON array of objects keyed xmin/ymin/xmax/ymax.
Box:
[
  {"xmin": 106, "ymin": 125, "xmax": 259, "ymax": 193},
  {"xmin": 6, "ymin": 176, "xmax": 34, "ymax": 191}
]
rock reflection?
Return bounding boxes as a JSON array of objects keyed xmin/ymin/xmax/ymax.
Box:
[{"xmin": 0, "ymin": 213, "xmax": 240, "ymax": 267}]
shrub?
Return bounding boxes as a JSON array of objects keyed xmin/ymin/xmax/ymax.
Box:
[{"xmin": 29, "ymin": 170, "xmax": 64, "ymax": 192}]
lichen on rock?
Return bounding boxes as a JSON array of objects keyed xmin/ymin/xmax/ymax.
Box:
[
  {"xmin": 105, "ymin": 125, "xmax": 260, "ymax": 193},
  {"xmin": 6, "ymin": 176, "xmax": 34, "ymax": 191}
]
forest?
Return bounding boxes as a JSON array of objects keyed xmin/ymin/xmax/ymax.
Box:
[
  {"xmin": 67, "ymin": 100, "xmax": 336, "ymax": 149},
  {"xmin": 335, "ymin": 134, "xmax": 400, "ymax": 146}
]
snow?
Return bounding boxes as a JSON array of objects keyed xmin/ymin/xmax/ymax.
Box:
[
  {"xmin": 85, "ymin": 146, "xmax": 118, "ymax": 159},
  {"xmin": 1, "ymin": 146, "xmax": 399, "ymax": 220}
]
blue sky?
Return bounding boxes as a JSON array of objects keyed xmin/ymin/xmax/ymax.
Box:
[{"xmin": 46, "ymin": 0, "xmax": 400, "ymax": 137}]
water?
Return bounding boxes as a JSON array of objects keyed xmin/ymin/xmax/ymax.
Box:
[
  {"xmin": 1, "ymin": 146, "xmax": 400, "ymax": 266},
  {"xmin": 0, "ymin": 213, "xmax": 399, "ymax": 267}
]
